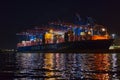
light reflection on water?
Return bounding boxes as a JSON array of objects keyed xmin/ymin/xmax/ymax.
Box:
[{"xmin": 0, "ymin": 52, "xmax": 120, "ymax": 80}]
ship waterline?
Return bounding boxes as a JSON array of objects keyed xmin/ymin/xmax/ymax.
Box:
[{"xmin": 17, "ymin": 39, "xmax": 114, "ymax": 52}]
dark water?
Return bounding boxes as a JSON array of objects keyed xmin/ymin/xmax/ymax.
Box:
[{"xmin": 0, "ymin": 52, "xmax": 120, "ymax": 80}]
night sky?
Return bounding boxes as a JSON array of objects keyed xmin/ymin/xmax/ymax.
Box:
[{"xmin": 0, "ymin": 0, "xmax": 120, "ymax": 49}]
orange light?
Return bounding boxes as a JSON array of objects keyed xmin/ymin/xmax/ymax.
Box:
[
  {"xmin": 49, "ymin": 29, "xmax": 53, "ymax": 33},
  {"xmin": 92, "ymin": 35, "xmax": 109, "ymax": 40}
]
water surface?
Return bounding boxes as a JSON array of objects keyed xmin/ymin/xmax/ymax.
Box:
[{"xmin": 0, "ymin": 52, "xmax": 120, "ymax": 80}]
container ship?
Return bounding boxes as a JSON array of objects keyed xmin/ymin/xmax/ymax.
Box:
[{"xmin": 16, "ymin": 18, "xmax": 114, "ymax": 52}]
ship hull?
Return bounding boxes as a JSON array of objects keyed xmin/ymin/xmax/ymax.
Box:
[{"xmin": 17, "ymin": 39, "xmax": 114, "ymax": 53}]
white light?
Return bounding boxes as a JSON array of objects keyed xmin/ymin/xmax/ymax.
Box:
[
  {"xmin": 101, "ymin": 28, "xmax": 106, "ymax": 31},
  {"xmin": 111, "ymin": 33, "xmax": 116, "ymax": 38}
]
